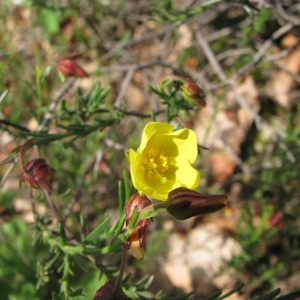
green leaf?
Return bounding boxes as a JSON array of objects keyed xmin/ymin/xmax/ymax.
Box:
[
  {"xmin": 217, "ymin": 282, "xmax": 244, "ymax": 299},
  {"xmin": 254, "ymin": 8, "xmax": 272, "ymax": 33},
  {"xmin": 38, "ymin": 8, "xmax": 61, "ymax": 35},
  {"xmin": 83, "ymin": 216, "xmax": 111, "ymax": 244},
  {"xmin": 275, "ymin": 289, "xmax": 300, "ymax": 300},
  {"xmin": 71, "ymin": 254, "xmax": 95, "ymax": 273},
  {"xmin": 51, "ymin": 291, "xmax": 62, "ymax": 300},
  {"xmin": 205, "ymin": 290, "xmax": 222, "ymax": 300},
  {"xmin": 139, "ymin": 207, "xmax": 157, "ymax": 220},
  {"xmin": 135, "ymin": 274, "xmax": 154, "ymax": 288},
  {"xmin": 119, "ymin": 180, "xmax": 126, "ymax": 216},
  {"xmin": 40, "ymin": 66, "xmax": 52, "ymax": 84},
  {"xmin": 0, "ymin": 90, "xmax": 9, "ymax": 104},
  {"xmin": 59, "ymin": 224, "xmax": 67, "ymax": 246},
  {"xmin": 110, "ymin": 213, "xmax": 127, "ymax": 242},
  {"xmin": 136, "ymin": 290, "xmax": 154, "ymax": 298},
  {"xmin": 254, "ymin": 288, "xmax": 281, "ymax": 300},
  {"xmin": 69, "ymin": 287, "xmax": 83, "ymax": 297},
  {"xmin": 123, "ymin": 169, "xmax": 131, "ymax": 202},
  {"xmin": 80, "ymin": 214, "xmax": 86, "ymax": 241},
  {"xmin": 128, "ymin": 207, "xmax": 139, "ymax": 231},
  {"xmin": 44, "ymin": 252, "xmax": 61, "ymax": 271}
]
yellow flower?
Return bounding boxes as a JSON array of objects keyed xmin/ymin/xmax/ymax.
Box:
[{"xmin": 129, "ymin": 122, "xmax": 200, "ymax": 201}]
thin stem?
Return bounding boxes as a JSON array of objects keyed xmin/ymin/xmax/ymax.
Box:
[
  {"xmin": 63, "ymin": 156, "xmax": 97, "ymax": 221},
  {"xmin": 0, "ymin": 118, "xmax": 30, "ymax": 132},
  {"xmin": 0, "ymin": 159, "xmax": 16, "ymax": 188},
  {"xmin": 119, "ymin": 109, "xmax": 164, "ymax": 118},
  {"xmin": 19, "ymin": 139, "xmax": 35, "ymax": 176},
  {"xmin": 43, "ymin": 190, "xmax": 75, "ymax": 240},
  {"xmin": 37, "ymin": 78, "xmax": 76, "ymax": 132},
  {"xmin": 111, "ymin": 243, "xmax": 127, "ymax": 298},
  {"xmin": 43, "ymin": 189, "xmax": 63, "ymax": 222},
  {"xmin": 29, "ymin": 188, "xmax": 38, "ymax": 221}
]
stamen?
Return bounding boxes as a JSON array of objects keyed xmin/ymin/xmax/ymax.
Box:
[{"xmin": 142, "ymin": 147, "xmax": 170, "ymax": 184}]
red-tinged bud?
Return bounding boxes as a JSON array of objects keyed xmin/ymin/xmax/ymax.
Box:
[
  {"xmin": 158, "ymin": 75, "xmax": 206, "ymax": 107},
  {"xmin": 57, "ymin": 59, "xmax": 89, "ymax": 78},
  {"xmin": 4, "ymin": 106, "xmax": 12, "ymax": 116},
  {"xmin": 181, "ymin": 78, "xmax": 206, "ymax": 107},
  {"xmin": 268, "ymin": 212, "xmax": 284, "ymax": 229},
  {"xmin": 166, "ymin": 187, "xmax": 227, "ymax": 220},
  {"xmin": 19, "ymin": 139, "xmax": 55, "ymax": 193},
  {"xmin": 125, "ymin": 193, "xmax": 152, "ymax": 260}
]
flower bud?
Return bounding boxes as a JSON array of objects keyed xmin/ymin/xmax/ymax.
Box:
[
  {"xmin": 181, "ymin": 78, "xmax": 206, "ymax": 107},
  {"xmin": 166, "ymin": 187, "xmax": 227, "ymax": 220},
  {"xmin": 268, "ymin": 211, "xmax": 284, "ymax": 229},
  {"xmin": 19, "ymin": 158, "xmax": 55, "ymax": 193},
  {"xmin": 19, "ymin": 139, "xmax": 55, "ymax": 193},
  {"xmin": 125, "ymin": 193, "xmax": 152, "ymax": 260},
  {"xmin": 159, "ymin": 75, "xmax": 206, "ymax": 107},
  {"xmin": 57, "ymin": 59, "xmax": 89, "ymax": 77}
]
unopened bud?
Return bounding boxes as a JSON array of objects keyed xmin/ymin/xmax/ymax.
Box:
[
  {"xmin": 181, "ymin": 78, "xmax": 206, "ymax": 107},
  {"xmin": 268, "ymin": 212, "xmax": 284, "ymax": 229},
  {"xmin": 20, "ymin": 158, "xmax": 55, "ymax": 192},
  {"xmin": 166, "ymin": 187, "xmax": 227, "ymax": 220},
  {"xmin": 158, "ymin": 75, "xmax": 206, "ymax": 107},
  {"xmin": 125, "ymin": 193, "xmax": 151, "ymax": 260},
  {"xmin": 57, "ymin": 59, "xmax": 89, "ymax": 77},
  {"xmin": 19, "ymin": 139, "xmax": 55, "ymax": 193}
]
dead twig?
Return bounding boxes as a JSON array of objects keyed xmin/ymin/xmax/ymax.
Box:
[
  {"xmin": 63, "ymin": 157, "xmax": 96, "ymax": 221},
  {"xmin": 234, "ymin": 21, "xmax": 299, "ymax": 78}
]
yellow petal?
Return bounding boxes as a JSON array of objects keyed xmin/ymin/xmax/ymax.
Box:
[
  {"xmin": 147, "ymin": 129, "xmax": 198, "ymax": 163},
  {"xmin": 139, "ymin": 122, "xmax": 174, "ymax": 153},
  {"xmin": 174, "ymin": 157, "xmax": 200, "ymax": 189},
  {"xmin": 129, "ymin": 148, "xmax": 144, "ymax": 192},
  {"xmin": 167, "ymin": 128, "xmax": 198, "ymax": 163},
  {"xmin": 140, "ymin": 179, "xmax": 178, "ymax": 201},
  {"xmin": 130, "ymin": 239, "xmax": 144, "ymax": 260}
]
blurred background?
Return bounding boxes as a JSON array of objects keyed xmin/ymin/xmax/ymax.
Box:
[{"xmin": 0, "ymin": 0, "xmax": 299, "ymax": 299}]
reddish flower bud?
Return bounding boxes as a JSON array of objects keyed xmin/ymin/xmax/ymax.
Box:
[
  {"xmin": 57, "ymin": 59, "xmax": 89, "ymax": 78},
  {"xmin": 268, "ymin": 212, "xmax": 284, "ymax": 229},
  {"xmin": 19, "ymin": 139, "xmax": 55, "ymax": 193},
  {"xmin": 20, "ymin": 158, "xmax": 55, "ymax": 192},
  {"xmin": 125, "ymin": 193, "xmax": 151, "ymax": 260},
  {"xmin": 166, "ymin": 187, "xmax": 227, "ymax": 220},
  {"xmin": 158, "ymin": 75, "xmax": 206, "ymax": 107},
  {"xmin": 181, "ymin": 78, "xmax": 206, "ymax": 107}
]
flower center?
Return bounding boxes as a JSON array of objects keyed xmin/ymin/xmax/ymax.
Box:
[{"xmin": 141, "ymin": 147, "xmax": 170, "ymax": 184}]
